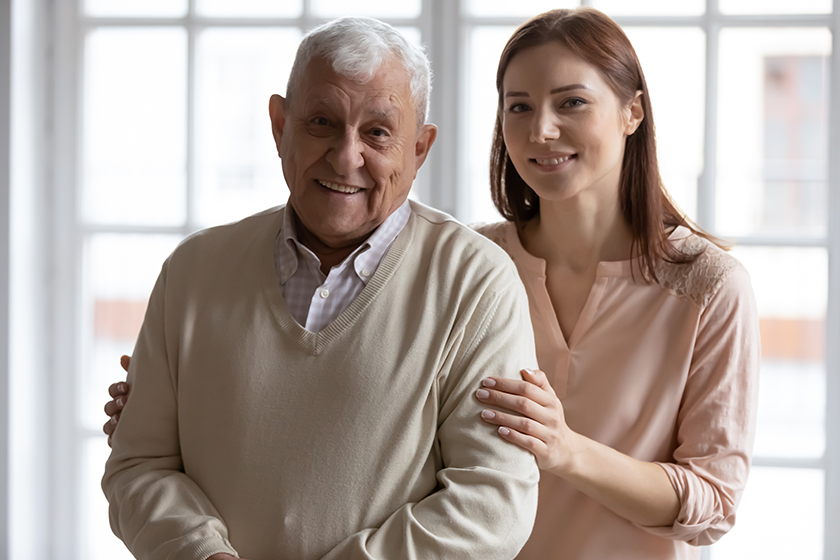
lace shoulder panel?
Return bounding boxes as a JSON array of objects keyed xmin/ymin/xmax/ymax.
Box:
[
  {"xmin": 654, "ymin": 235, "xmax": 738, "ymax": 310},
  {"xmin": 470, "ymin": 221, "xmax": 508, "ymax": 248}
]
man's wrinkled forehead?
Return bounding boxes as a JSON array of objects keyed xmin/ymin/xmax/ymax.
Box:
[{"xmin": 297, "ymin": 56, "xmax": 413, "ymax": 123}]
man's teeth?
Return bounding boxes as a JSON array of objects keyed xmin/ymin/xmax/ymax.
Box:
[
  {"xmin": 318, "ymin": 180, "xmax": 361, "ymax": 194},
  {"xmin": 535, "ymin": 155, "xmax": 573, "ymax": 166}
]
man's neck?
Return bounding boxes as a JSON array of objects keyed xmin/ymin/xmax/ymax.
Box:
[{"xmin": 293, "ymin": 213, "xmax": 372, "ymax": 276}]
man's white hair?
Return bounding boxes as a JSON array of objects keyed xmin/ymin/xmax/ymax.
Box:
[{"xmin": 286, "ymin": 17, "xmax": 432, "ymax": 127}]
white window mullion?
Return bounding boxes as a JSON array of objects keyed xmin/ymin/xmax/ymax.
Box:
[
  {"xmin": 823, "ymin": 2, "xmax": 840, "ymax": 558},
  {"xmin": 186, "ymin": 5, "xmax": 197, "ymax": 235},
  {"xmin": 424, "ymin": 0, "xmax": 461, "ymax": 218},
  {"xmin": 698, "ymin": 0, "xmax": 719, "ymax": 233},
  {"xmin": 698, "ymin": 5, "xmax": 718, "ymax": 557},
  {"xmin": 302, "ymin": 0, "xmax": 317, "ymax": 34},
  {"xmin": 54, "ymin": 0, "xmax": 83, "ymax": 556}
]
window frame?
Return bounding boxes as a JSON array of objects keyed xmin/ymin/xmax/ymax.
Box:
[{"xmin": 41, "ymin": 0, "xmax": 840, "ymax": 557}]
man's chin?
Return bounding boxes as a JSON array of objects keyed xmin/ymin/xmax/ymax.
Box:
[{"xmin": 297, "ymin": 216, "xmax": 380, "ymax": 252}]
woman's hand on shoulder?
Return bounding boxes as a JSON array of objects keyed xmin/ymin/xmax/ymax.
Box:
[
  {"xmin": 103, "ymin": 355, "xmax": 132, "ymax": 446},
  {"xmin": 475, "ymin": 368, "xmax": 581, "ymax": 475}
]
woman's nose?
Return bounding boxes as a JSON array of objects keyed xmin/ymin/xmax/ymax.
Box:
[{"xmin": 530, "ymin": 109, "xmax": 560, "ymax": 143}]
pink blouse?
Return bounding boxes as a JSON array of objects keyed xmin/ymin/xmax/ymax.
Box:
[{"xmin": 477, "ymin": 222, "xmax": 760, "ymax": 560}]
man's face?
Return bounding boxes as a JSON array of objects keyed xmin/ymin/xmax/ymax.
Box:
[{"xmin": 270, "ymin": 55, "xmax": 436, "ymax": 250}]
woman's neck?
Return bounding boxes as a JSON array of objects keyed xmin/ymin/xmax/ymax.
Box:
[{"xmin": 520, "ymin": 192, "xmax": 634, "ymax": 272}]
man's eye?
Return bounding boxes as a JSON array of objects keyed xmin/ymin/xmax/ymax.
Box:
[
  {"xmin": 370, "ymin": 128, "xmax": 388, "ymax": 137},
  {"xmin": 312, "ymin": 116, "xmax": 330, "ymax": 126}
]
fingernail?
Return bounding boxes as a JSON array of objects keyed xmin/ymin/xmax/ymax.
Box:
[
  {"xmin": 481, "ymin": 409, "xmax": 495, "ymax": 419},
  {"xmin": 482, "ymin": 378, "xmax": 496, "ymax": 387},
  {"xmin": 110, "ymin": 416, "xmax": 117, "ymax": 425},
  {"xmin": 476, "ymin": 389, "xmax": 490, "ymax": 399},
  {"xmin": 523, "ymin": 368, "xmax": 534, "ymax": 375},
  {"xmin": 116, "ymin": 397, "xmax": 124, "ymax": 406},
  {"xmin": 118, "ymin": 383, "xmax": 125, "ymax": 392},
  {"xmin": 499, "ymin": 427, "xmax": 510, "ymax": 436}
]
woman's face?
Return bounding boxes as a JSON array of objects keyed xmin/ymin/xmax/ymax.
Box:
[{"xmin": 501, "ymin": 41, "xmax": 642, "ymax": 207}]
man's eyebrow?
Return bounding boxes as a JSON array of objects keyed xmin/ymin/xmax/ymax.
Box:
[
  {"xmin": 504, "ymin": 84, "xmax": 590, "ymax": 97},
  {"xmin": 306, "ymin": 97, "xmax": 335, "ymax": 110},
  {"xmin": 368, "ymin": 108, "xmax": 398, "ymax": 123}
]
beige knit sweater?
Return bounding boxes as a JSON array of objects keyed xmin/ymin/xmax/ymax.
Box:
[{"xmin": 102, "ymin": 201, "xmax": 540, "ymax": 560}]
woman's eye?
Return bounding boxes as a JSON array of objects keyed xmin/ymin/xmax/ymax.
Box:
[
  {"xmin": 563, "ymin": 98, "xmax": 585, "ymax": 108},
  {"xmin": 509, "ymin": 103, "xmax": 530, "ymax": 113}
]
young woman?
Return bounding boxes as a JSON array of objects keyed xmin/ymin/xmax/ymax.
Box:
[
  {"xmin": 470, "ymin": 8, "xmax": 759, "ymax": 560},
  {"xmin": 104, "ymin": 8, "xmax": 759, "ymax": 559}
]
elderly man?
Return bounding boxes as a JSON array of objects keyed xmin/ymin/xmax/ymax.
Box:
[{"xmin": 102, "ymin": 16, "xmax": 539, "ymax": 560}]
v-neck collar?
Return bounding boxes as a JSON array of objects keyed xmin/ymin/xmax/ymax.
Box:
[
  {"xmin": 260, "ymin": 205, "xmax": 416, "ymax": 355},
  {"xmin": 495, "ymin": 221, "xmax": 690, "ymax": 397},
  {"xmin": 502, "ymin": 222, "xmax": 628, "ymax": 349}
]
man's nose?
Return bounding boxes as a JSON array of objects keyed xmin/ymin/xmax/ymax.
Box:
[
  {"xmin": 326, "ymin": 129, "xmax": 365, "ymax": 175},
  {"xmin": 529, "ymin": 109, "xmax": 560, "ymax": 144}
]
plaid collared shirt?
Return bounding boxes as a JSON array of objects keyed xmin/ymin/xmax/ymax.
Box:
[{"xmin": 274, "ymin": 200, "xmax": 411, "ymax": 333}]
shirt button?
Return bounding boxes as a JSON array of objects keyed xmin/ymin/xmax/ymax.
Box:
[
  {"xmin": 319, "ymin": 288, "xmax": 330, "ymax": 299},
  {"xmin": 361, "ymin": 269, "xmax": 371, "ymax": 277}
]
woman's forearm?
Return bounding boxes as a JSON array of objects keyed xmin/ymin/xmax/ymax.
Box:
[{"xmin": 555, "ymin": 431, "xmax": 680, "ymax": 528}]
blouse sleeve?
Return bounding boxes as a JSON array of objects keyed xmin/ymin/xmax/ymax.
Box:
[{"xmin": 643, "ymin": 261, "xmax": 760, "ymax": 545}]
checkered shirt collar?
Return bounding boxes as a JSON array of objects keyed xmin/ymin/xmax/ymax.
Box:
[{"xmin": 277, "ymin": 199, "xmax": 411, "ymax": 285}]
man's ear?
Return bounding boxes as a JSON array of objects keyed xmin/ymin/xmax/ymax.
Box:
[
  {"xmin": 414, "ymin": 123, "xmax": 437, "ymax": 171},
  {"xmin": 268, "ymin": 94, "xmax": 287, "ymax": 157},
  {"xmin": 624, "ymin": 90, "xmax": 644, "ymax": 136}
]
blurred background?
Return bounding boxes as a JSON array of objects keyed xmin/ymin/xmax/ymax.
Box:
[{"xmin": 2, "ymin": 0, "xmax": 838, "ymax": 558}]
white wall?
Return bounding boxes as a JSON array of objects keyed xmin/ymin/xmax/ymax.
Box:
[{"xmin": 0, "ymin": 0, "xmax": 11, "ymax": 553}]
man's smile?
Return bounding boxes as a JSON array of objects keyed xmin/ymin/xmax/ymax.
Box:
[{"xmin": 317, "ymin": 179, "xmax": 363, "ymax": 194}]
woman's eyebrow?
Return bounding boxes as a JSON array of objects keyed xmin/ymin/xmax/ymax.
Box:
[
  {"xmin": 551, "ymin": 83, "xmax": 590, "ymax": 94},
  {"xmin": 505, "ymin": 84, "xmax": 590, "ymax": 97}
]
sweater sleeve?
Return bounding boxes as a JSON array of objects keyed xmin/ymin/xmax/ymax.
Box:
[
  {"xmin": 101, "ymin": 260, "xmax": 239, "ymax": 560},
  {"xmin": 642, "ymin": 263, "xmax": 760, "ymax": 545},
  {"xmin": 320, "ymin": 269, "xmax": 541, "ymax": 560}
]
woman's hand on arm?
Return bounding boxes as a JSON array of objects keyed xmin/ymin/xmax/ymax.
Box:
[
  {"xmin": 475, "ymin": 369, "xmax": 581, "ymax": 473},
  {"xmin": 476, "ymin": 369, "xmax": 680, "ymax": 528},
  {"xmin": 103, "ymin": 355, "xmax": 132, "ymax": 446}
]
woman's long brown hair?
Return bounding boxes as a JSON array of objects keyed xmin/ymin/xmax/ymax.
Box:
[{"xmin": 489, "ymin": 7, "xmax": 726, "ymax": 281}]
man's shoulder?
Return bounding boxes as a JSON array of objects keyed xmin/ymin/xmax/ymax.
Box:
[
  {"xmin": 173, "ymin": 205, "xmax": 284, "ymax": 256},
  {"xmin": 406, "ymin": 201, "xmax": 518, "ymax": 291},
  {"xmin": 408, "ymin": 201, "xmax": 512, "ymax": 266},
  {"xmin": 469, "ymin": 220, "xmax": 510, "ymax": 249}
]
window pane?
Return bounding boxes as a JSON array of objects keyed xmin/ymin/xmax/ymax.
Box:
[
  {"xmin": 80, "ymin": 234, "xmax": 181, "ymax": 433},
  {"xmin": 395, "ymin": 27, "xmax": 422, "ymax": 48},
  {"xmin": 719, "ymin": 0, "xmax": 831, "ymax": 15},
  {"xmin": 194, "ymin": 28, "xmax": 301, "ymax": 228},
  {"xmin": 311, "ymin": 0, "xmax": 420, "ymax": 18},
  {"xmin": 81, "ymin": 437, "xmax": 134, "ymax": 560},
  {"xmin": 84, "ymin": 0, "xmax": 187, "ymax": 17},
  {"xmin": 196, "ymin": 0, "xmax": 302, "ymax": 17},
  {"xmin": 593, "ymin": 0, "xmax": 704, "ymax": 16},
  {"xmin": 731, "ymin": 246, "xmax": 826, "ymax": 458},
  {"xmin": 624, "ymin": 27, "xmax": 704, "ymax": 222},
  {"xmin": 464, "ymin": 0, "xmax": 576, "ymax": 17},
  {"xmin": 464, "ymin": 26, "xmax": 515, "ymax": 225},
  {"xmin": 83, "ymin": 28, "xmax": 187, "ymax": 226},
  {"xmin": 709, "ymin": 467, "xmax": 824, "ymax": 560},
  {"xmin": 716, "ymin": 28, "xmax": 830, "ymax": 237}
]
